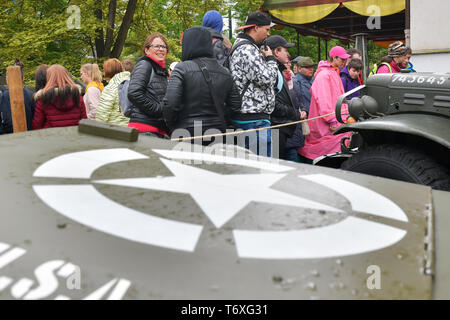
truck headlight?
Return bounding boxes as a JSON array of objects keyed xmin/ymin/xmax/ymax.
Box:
[{"xmin": 348, "ymin": 95, "xmax": 379, "ymax": 120}]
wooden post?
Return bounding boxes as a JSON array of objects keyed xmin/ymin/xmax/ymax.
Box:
[{"xmin": 6, "ymin": 66, "xmax": 27, "ymax": 133}]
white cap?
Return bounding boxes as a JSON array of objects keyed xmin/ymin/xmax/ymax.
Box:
[{"xmin": 169, "ymin": 62, "xmax": 179, "ymax": 71}]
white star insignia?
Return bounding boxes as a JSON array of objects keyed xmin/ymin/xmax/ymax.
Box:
[{"xmin": 94, "ymin": 159, "xmax": 342, "ymax": 228}]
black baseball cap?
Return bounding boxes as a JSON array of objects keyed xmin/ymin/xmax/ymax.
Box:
[
  {"xmin": 237, "ymin": 11, "xmax": 272, "ymax": 30},
  {"xmin": 266, "ymin": 35, "xmax": 295, "ymax": 50}
]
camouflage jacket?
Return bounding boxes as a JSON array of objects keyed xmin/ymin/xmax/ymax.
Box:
[{"xmin": 229, "ymin": 35, "xmax": 278, "ymax": 119}]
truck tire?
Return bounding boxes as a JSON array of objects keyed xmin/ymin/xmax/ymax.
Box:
[{"xmin": 341, "ymin": 144, "xmax": 450, "ymax": 191}]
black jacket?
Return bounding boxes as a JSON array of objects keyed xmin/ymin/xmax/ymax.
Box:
[
  {"xmin": 271, "ymin": 61, "xmax": 300, "ymax": 137},
  {"xmin": 0, "ymin": 88, "xmax": 35, "ymax": 134},
  {"xmin": 163, "ymin": 26, "xmax": 241, "ymax": 132},
  {"xmin": 127, "ymin": 55, "xmax": 169, "ymax": 131}
]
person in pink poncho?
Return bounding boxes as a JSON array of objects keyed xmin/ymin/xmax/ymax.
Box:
[{"xmin": 298, "ymin": 46, "xmax": 351, "ymax": 162}]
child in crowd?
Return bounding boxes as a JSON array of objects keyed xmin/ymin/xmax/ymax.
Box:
[
  {"xmin": 80, "ymin": 64, "xmax": 104, "ymax": 120},
  {"xmin": 122, "ymin": 59, "xmax": 135, "ymax": 73},
  {"xmin": 340, "ymin": 58, "xmax": 363, "ymax": 99},
  {"xmin": 95, "ymin": 58, "xmax": 130, "ymax": 127}
]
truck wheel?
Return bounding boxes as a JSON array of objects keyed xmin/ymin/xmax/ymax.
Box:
[{"xmin": 341, "ymin": 144, "xmax": 450, "ymax": 191}]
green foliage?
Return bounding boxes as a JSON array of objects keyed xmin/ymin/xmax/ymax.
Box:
[
  {"xmin": 0, "ymin": 0, "xmax": 230, "ymax": 85},
  {"xmin": 122, "ymin": 0, "xmax": 227, "ymax": 67},
  {"xmin": 0, "ymin": 0, "xmax": 104, "ymax": 84},
  {"xmin": 232, "ymin": 0, "xmax": 261, "ymax": 24},
  {"xmin": 0, "ymin": 0, "xmax": 387, "ymax": 87},
  {"xmin": 368, "ymin": 40, "xmax": 387, "ymax": 66}
]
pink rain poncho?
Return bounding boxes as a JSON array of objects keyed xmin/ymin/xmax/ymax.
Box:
[{"xmin": 299, "ymin": 61, "xmax": 350, "ymax": 160}]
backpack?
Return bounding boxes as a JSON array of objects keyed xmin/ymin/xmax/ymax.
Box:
[
  {"xmin": 223, "ymin": 39, "xmax": 252, "ymax": 70},
  {"xmin": 223, "ymin": 39, "xmax": 253, "ymax": 98},
  {"xmin": 118, "ymin": 65, "xmax": 155, "ymax": 117},
  {"xmin": 369, "ymin": 62, "xmax": 392, "ymax": 76},
  {"xmin": 212, "ymin": 38, "xmax": 229, "ymax": 67},
  {"xmin": 118, "ymin": 79, "xmax": 132, "ymax": 117}
]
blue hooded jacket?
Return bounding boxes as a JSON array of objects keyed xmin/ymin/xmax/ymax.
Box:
[
  {"xmin": 293, "ymin": 72, "xmax": 313, "ymax": 113},
  {"xmin": 285, "ymin": 80, "xmax": 306, "ymax": 149},
  {"xmin": 202, "ymin": 10, "xmax": 223, "ymax": 34}
]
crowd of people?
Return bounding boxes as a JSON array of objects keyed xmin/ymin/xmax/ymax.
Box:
[{"xmin": 0, "ymin": 10, "xmax": 414, "ymax": 163}]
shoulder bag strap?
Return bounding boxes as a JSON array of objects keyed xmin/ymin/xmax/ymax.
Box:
[
  {"xmin": 229, "ymin": 40, "xmax": 253, "ymax": 99},
  {"xmin": 193, "ymin": 59, "xmax": 227, "ymax": 132}
]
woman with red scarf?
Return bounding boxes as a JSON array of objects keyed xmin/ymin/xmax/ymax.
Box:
[{"xmin": 127, "ymin": 33, "xmax": 170, "ymax": 138}]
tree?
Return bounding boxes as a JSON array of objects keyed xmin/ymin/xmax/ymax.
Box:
[
  {"xmin": 94, "ymin": 0, "xmax": 139, "ymax": 59},
  {"xmin": 0, "ymin": 0, "xmax": 145, "ymax": 82},
  {"xmin": 1, "ymin": 0, "xmax": 284, "ymax": 87},
  {"xmin": 0, "ymin": 0, "xmax": 94, "ymax": 82}
]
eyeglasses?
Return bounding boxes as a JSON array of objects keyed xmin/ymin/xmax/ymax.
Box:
[{"xmin": 150, "ymin": 44, "xmax": 168, "ymax": 51}]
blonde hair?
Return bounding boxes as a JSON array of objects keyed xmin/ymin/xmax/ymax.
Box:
[{"xmin": 81, "ymin": 63, "xmax": 103, "ymax": 83}]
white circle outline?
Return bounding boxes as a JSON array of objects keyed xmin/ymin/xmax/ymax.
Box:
[{"xmin": 32, "ymin": 148, "xmax": 409, "ymax": 259}]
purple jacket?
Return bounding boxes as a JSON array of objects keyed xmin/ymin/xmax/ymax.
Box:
[{"xmin": 340, "ymin": 66, "xmax": 360, "ymax": 99}]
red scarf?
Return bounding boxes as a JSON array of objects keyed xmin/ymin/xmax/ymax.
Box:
[{"xmin": 146, "ymin": 55, "xmax": 166, "ymax": 69}]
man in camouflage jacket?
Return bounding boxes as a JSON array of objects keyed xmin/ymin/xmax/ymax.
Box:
[{"xmin": 229, "ymin": 12, "xmax": 278, "ymax": 157}]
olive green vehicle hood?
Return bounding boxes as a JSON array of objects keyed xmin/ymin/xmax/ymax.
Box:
[
  {"xmin": 335, "ymin": 114, "xmax": 450, "ymax": 149},
  {"xmin": 0, "ymin": 126, "xmax": 449, "ymax": 300}
]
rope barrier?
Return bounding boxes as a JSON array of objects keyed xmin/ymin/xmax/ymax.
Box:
[{"xmin": 170, "ymin": 111, "xmax": 347, "ymax": 142}]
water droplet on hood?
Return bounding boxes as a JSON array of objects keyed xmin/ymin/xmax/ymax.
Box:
[
  {"xmin": 310, "ymin": 270, "xmax": 320, "ymax": 277},
  {"xmin": 210, "ymin": 285, "xmax": 220, "ymax": 292},
  {"xmin": 305, "ymin": 282, "xmax": 317, "ymax": 291}
]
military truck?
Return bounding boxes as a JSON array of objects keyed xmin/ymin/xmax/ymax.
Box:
[
  {"xmin": 0, "ymin": 122, "xmax": 449, "ymax": 301},
  {"xmin": 318, "ymin": 72, "xmax": 450, "ymax": 191}
]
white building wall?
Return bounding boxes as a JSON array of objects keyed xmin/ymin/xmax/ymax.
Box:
[
  {"xmin": 410, "ymin": 0, "xmax": 450, "ymax": 73},
  {"xmin": 410, "ymin": 0, "xmax": 450, "ymax": 52}
]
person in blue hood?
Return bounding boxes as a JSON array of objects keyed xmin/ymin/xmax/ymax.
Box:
[
  {"xmin": 163, "ymin": 26, "xmax": 241, "ymax": 144},
  {"xmin": 202, "ymin": 10, "xmax": 223, "ymax": 34},
  {"xmin": 202, "ymin": 10, "xmax": 229, "ymax": 66}
]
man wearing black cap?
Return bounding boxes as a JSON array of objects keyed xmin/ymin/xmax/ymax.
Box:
[
  {"xmin": 229, "ymin": 11, "xmax": 278, "ymax": 157},
  {"xmin": 266, "ymin": 35, "xmax": 301, "ymax": 160}
]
